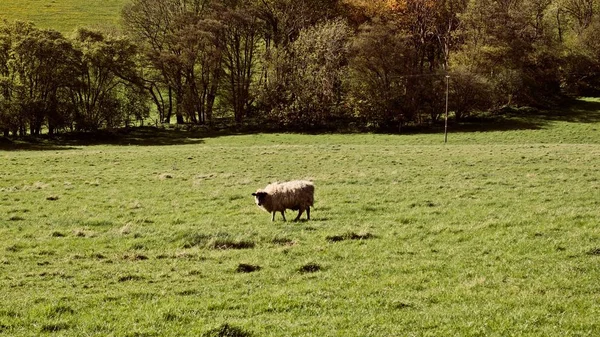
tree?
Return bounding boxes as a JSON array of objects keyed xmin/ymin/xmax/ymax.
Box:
[
  {"xmin": 255, "ymin": 0, "xmax": 340, "ymax": 48},
  {"xmin": 560, "ymin": 7, "xmax": 600, "ymax": 95},
  {"xmin": 258, "ymin": 19, "xmax": 352, "ymax": 128},
  {"xmin": 561, "ymin": 0, "xmax": 595, "ymax": 34},
  {"xmin": 449, "ymin": 66, "xmax": 493, "ymax": 121},
  {"xmin": 346, "ymin": 20, "xmax": 413, "ymax": 130},
  {"xmin": 221, "ymin": 0, "xmax": 261, "ymax": 124},
  {"xmin": 0, "ymin": 21, "xmax": 79, "ymax": 136},
  {"xmin": 455, "ymin": 0, "xmax": 562, "ymax": 107},
  {"xmin": 433, "ymin": 0, "xmax": 468, "ymax": 71},
  {"xmin": 69, "ymin": 29, "xmax": 143, "ymax": 130},
  {"xmin": 122, "ymin": 0, "xmax": 224, "ymax": 125},
  {"xmin": 0, "ymin": 21, "xmax": 14, "ymax": 136}
]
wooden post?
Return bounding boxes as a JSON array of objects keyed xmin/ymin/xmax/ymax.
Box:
[{"xmin": 444, "ymin": 75, "xmax": 449, "ymax": 144}]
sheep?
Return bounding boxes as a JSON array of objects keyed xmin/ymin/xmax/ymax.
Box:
[{"xmin": 252, "ymin": 180, "xmax": 314, "ymax": 221}]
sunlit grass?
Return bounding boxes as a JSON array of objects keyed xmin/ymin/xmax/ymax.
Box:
[
  {"xmin": 1, "ymin": 100, "xmax": 600, "ymax": 335},
  {"xmin": 0, "ymin": 0, "xmax": 127, "ymax": 33}
]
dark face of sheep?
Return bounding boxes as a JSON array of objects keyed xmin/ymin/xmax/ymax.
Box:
[{"xmin": 252, "ymin": 191, "xmax": 268, "ymax": 207}]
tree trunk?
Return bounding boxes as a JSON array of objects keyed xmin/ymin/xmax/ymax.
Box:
[
  {"xmin": 176, "ymin": 112, "xmax": 185, "ymax": 124},
  {"xmin": 556, "ymin": 8, "xmax": 564, "ymax": 43},
  {"xmin": 164, "ymin": 86, "xmax": 173, "ymax": 124},
  {"xmin": 206, "ymin": 91, "xmax": 216, "ymax": 126}
]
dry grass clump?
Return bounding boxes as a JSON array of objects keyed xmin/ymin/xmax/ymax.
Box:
[
  {"xmin": 119, "ymin": 223, "xmax": 133, "ymax": 235},
  {"xmin": 158, "ymin": 173, "xmax": 174, "ymax": 180},
  {"xmin": 181, "ymin": 232, "xmax": 255, "ymax": 250}
]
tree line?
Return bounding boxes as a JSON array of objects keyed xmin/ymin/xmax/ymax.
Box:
[{"xmin": 1, "ymin": 0, "xmax": 600, "ymax": 136}]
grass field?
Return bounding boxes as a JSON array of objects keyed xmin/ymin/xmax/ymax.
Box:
[
  {"xmin": 1, "ymin": 99, "xmax": 600, "ymax": 336},
  {"xmin": 0, "ymin": 0, "xmax": 127, "ymax": 33}
]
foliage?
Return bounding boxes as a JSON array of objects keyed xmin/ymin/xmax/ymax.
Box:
[
  {"xmin": 0, "ymin": 21, "xmax": 80, "ymax": 136},
  {"xmin": 3, "ymin": 0, "xmax": 600, "ymax": 134},
  {"xmin": 449, "ymin": 66, "xmax": 493, "ymax": 121},
  {"xmin": 0, "ymin": 22, "xmax": 146, "ymax": 135},
  {"xmin": 69, "ymin": 28, "xmax": 144, "ymax": 131},
  {"xmin": 345, "ymin": 21, "xmax": 410, "ymax": 129},
  {"xmin": 258, "ymin": 19, "xmax": 352, "ymax": 128},
  {"xmin": 121, "ymin": 0, "xmax": 225, "ymax": 124},
  {"xmin": 221, "ymin": 1, "xmax": 262, "ymax": 124}
]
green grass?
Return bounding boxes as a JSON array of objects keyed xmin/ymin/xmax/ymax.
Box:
[
  {"xmin": 0, "ymin": 0, "xmax": 127, "ymax": 33},
  {"xmin": 1, "ymin": 98, "xmax": 600, "ymax": 336}
]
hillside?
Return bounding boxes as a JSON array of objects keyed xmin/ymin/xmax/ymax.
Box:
[{"xmin": 0, "ymin": 0, "xmax": 127, "ymax": 33}]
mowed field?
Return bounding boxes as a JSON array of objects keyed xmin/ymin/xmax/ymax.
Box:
[
  {"xmin": 1, "ymin": 99, "xmax": 600, "ymax": 336},
  {"xmin": 0, "ymin": 0, "xmax": 127, "ymax": 33}
]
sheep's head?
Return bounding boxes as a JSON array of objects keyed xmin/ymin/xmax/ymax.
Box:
[{"xmin": 252, "ymin": 191, "xmax": 268, "ymax": 207}]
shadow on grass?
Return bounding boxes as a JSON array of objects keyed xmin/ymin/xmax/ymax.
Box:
[
  {"xmin": 0, "ymin": 127, "xmax": 206, "ymax": 151},
  {"xmin": 529, "ymin": 98, "xmax": 600, "ymax": 123},
  {"xmin": 0, "ymin": 138, "xmax": 79, "ymax": 151},
  {"xmin": 57, "ymin": 127, "xmax": 208, "ymax": 146},
  {"xmin": 432, "ymin": 97, "xmax": 600, "ymax": 134}
]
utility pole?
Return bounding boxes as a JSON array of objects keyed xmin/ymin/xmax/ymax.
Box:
[{"xmin": 444, "ymin": 75, "xmax": 450, "ymax": 144}]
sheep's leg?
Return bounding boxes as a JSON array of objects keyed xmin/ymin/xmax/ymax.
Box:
[
  {"xmin": 281, "ymin": 211, "xmax": 287, "ymax": 221},
  {"xmin": 294, "ymin": 208, "xmax": 304, "ymax": 221},
  {"xmin": 306, "ymin": 207, "xmax": 310, "ymax": 220},
  {"xmin": 271, "ymin": 212, "xmax": 276, "ymax": 221}
]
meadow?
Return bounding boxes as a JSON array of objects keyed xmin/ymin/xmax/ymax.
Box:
[
  {"xmin": 0, "ymin": 0, "xmax": 127, "ymax": 33},
  {"xmin": 1, "ymin": 99, "xmax": 600, "ymax": 336}
]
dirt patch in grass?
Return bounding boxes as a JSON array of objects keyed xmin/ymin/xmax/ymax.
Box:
[
  {"xmin": 236, "ymin": 263, "xmax": 261, "ymax": 273},
  {"xmin": 203, "ymin": 323, "xmax": 253, "ymax": 337},
  {"xmin": 210, "ymin": 239, "xmax": 255, "ymax": 250},
  {"xmin": 50, "ymin": 231, "xmax": 65, "ymax": 237},
  {"xmin": 123, "ymin": 253, "xmax": 149, "ymax": 261},
  {"xmin": 5, "ymin": 244, "xmax": 25, "ymax": 252},
  {"xmin": 389, "ymin": 301, "xmax": 415, "ymax": 310},
  {"xmin": 91, "ymin": 253, "xmax": 106, "ymax": 259},
  {"xmin": 586, "ymin": 248, "xmax": 600, "ymax": 256},
  {"xmin": 298, "ymin": 263, "xmax": 321, "ymax": 274},
  {"xmin": 73, "ymin": 230, "xmax": 87, "ymax": 237},
  {"xmin": 326, "ymin": 231, "xmax": 375, "ymax": 243},
  {"xmin": 0, "ymin": 323, "xmax": 10, "ymax": 332}
]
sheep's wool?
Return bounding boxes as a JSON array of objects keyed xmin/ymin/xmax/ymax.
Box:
[{"xmin": 254, "ymin": 180, "xmax": 314, "ymax": 221}]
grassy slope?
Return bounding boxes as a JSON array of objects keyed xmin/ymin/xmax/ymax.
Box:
[
  {"xmin": 0, "ymin": 0, "xmax": 127, "ymax": 33},
  {"xmin": 1, "ymin": 99, "xmax": 600, "ymax": 336}
]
